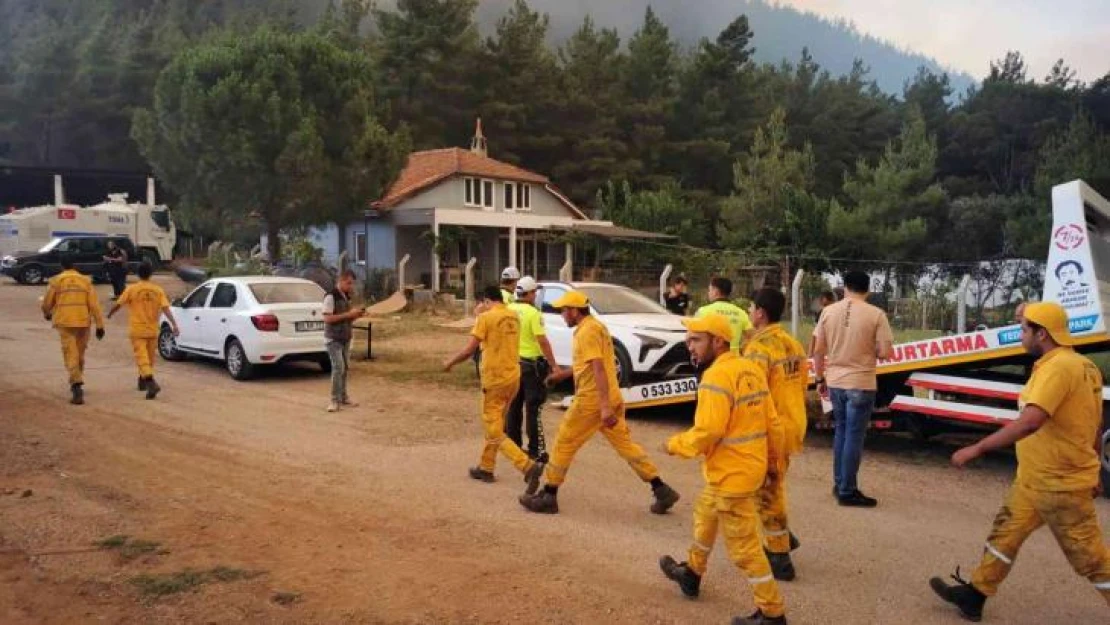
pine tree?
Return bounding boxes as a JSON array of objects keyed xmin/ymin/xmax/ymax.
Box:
[
  {"xmin": 620, "ymin": 6, "xmax": 679, "ymax": 190},
  {"xmin": 133, "ymin": 27, "xmax": 409, "ymax": 259},
  {"xmin": 717, "ymin": 107, "xmax": 825, "ymax": 262},
  {"xmin": 374, "ymin": 0, "xmax": 482, "ymax": 149},
  {"xmin": 1035, "ymin": 111, "xmax": 1110, "ymax": 197},
  {"xmin": 551, "ymin": 15, "xmax": 633, "ymax": 207},
  {"xmin": 828, "ymin": 110, "xmax": 947, "ymax": 263},
  {"xmin": 669, "ymin": 14, "xmax": 762, "ymax": 197},
  {"xmin": 477, "ymin": 0, "xmax": 563, "ymax": 174}
]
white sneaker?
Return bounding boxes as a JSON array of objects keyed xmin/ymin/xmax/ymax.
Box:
[{"xmin": 327, "ymin": 402, "xmax": 340, "ymax": 412}]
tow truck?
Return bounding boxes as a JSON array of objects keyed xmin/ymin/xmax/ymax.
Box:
[
  {"xmin": 585, "ymin": 180, "xmax": 1110, "ymax": 467},
  {"xmin": 868, "ymin": 180, "xmax": 1110, "ymax": 484}
]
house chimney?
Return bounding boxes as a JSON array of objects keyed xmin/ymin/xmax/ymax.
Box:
[{"xmin": 470, "ymin": 118, "xmax": 488, "ymax": 158}]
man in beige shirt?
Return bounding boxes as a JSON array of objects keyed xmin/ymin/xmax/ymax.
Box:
[{"xmin": 812, "ymin": 271, "xmax": 894, "ymax": 507}]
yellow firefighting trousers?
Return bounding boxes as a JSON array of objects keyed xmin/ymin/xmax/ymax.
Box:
[
  {"xmin": 687, "ymin": 485, "xmax": 786, "ymax": 618},
  {"xmin": 479, "ymin": 380, "xmax": 533, "ymax": 474},
  {"xmin": 544, "ymin": 401, "xmax": 658, "ymax": 487},
  {"xmin": 57, "ymin": 327, "xmax": 90, "ymax": 385},
  {"xmin": 759, "ymin": 456, "xmax": 792, "ymax": 554},
  {"xmin": 971, "ymin": 480, "xmax": 1110, "ymax": 605},
  {"xmin": 131, "ymin": 337, "xmax": 158, "ymax": 378}
]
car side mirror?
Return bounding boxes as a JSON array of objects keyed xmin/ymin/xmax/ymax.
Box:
[{"xmin": 171, "ymin": 298, "xmax": 184, "ymax": 307}]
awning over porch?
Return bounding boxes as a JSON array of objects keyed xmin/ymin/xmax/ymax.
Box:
[
  {"xmin": 550, "ymin": 223, "xmax": 677, "ymax": 241},
  {"xmin": 391, "ymin": 207, "xmax": 675, "ymax": 241}
]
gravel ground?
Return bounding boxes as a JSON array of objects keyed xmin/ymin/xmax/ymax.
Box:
[{"xmin": 0, "ymin": 276, "xmax": 1107, "ymax": 624}]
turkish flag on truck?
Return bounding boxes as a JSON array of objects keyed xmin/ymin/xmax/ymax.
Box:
[{"xmin": 57, "ymin": 208, "xmax": 76, "ymax": 219}]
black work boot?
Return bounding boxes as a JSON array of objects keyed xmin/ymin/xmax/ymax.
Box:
[
  {"xmin": 650, "ymin": 483, "xmax": 681, "ymax": 514},
  {"xmin": 659, "ymin": 555, "xmax": 701, "ymax": 598},
  {"xmin": 930, "ymin": 568, "xmax": 986, "ymax": 622},
  {"xmin": 70, "ymin": 384, "xmax": 84, "ymax": 405},
  {"xmin": 137, "ymin": 377, "xmax": 147, "ymax": 391},
  {"xmin": 523, "ymin": 461, "xmax": 545, "ymax": 495},
  {"xmin": 731, "ymin": 609, "xmax": 787, "ymax": 625},
  {"xmin": 145, "ymin": 378, "xmax": 161, "ymax": 400},
  {"xmin": 765, "ymin": 550, "xmax": 796, "ymax": 581},
  {"xmin": 519, "ymin": 490, "xmax": 559, "ymax": 514},
  {"xmin": 468, "ymin": 467, "xmax": 495, "ymax": 483}
]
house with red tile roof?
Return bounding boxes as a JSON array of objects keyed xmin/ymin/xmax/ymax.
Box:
[{"xmin": 279, "ymin": 120, "xmax": 669, "ymax": 292}]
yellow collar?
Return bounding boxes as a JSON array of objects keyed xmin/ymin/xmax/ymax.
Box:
[{"xmin": 1033, "ymin": 346, "xmax": 1073, "ymax": 370}]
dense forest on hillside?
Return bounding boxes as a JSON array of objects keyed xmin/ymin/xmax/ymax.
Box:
[
  {"xmin": 1, "ymin": 0, "xmax": 1108, "ymax": 267},
  {"xmin": 471, "ymin": 0, "xmax": 977, "ymax": 95}
]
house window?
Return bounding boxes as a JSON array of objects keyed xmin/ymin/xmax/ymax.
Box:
[
  {"xmin": 499, "ymin": 183, "xmax": 533, "ymax": 212},
  {"xmin": 483, "ymin": 180, "xmax": 494, "ymax": 209},
  {"xmin": 354, "ymin": 231, "xmax": 367, "ymax": 264},
  {"xmin": 464, "ymin": 178, "xmax": 476, "ymax": 206}
]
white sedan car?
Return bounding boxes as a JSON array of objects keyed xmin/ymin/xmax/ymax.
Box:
[
  {"xmin": 158, "ymin": 276, "xmax": 330, "ymax": 380},
  {"xmin": 537, "ymin": 281, "xmax": 694, "ymax": 386}
]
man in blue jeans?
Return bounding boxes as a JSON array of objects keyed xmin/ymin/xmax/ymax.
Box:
[{"xmin": 812, "ymin": 271, "xmax": 893, "ymax": 507}]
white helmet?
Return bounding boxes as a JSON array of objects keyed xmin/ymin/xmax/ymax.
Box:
[
  {"xmin": 515, "ymin": 276, "xmax": 539, "ymax": 295},
  {"xmin": 501, "ymin": 266, "xmax": 521, "ymax": 281}
]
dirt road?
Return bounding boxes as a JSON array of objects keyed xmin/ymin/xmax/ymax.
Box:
[{"xmin": 1, "ymin": 276, "xmax": 1107, "ymax": 624}]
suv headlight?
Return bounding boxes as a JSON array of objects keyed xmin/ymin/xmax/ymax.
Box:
[
  {"xmin": 633, "ymin": 333, "xmax": 668, "ymax": 361},
  {"xmin": 1, "ymin": 256, "xmax": 15, "ymax": 267}
]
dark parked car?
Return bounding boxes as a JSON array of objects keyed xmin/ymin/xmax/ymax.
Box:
[{"xmin": 1, "ymin": 235, "xmax": 140, "ymax": 285}]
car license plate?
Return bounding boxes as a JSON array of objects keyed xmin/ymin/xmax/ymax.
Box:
[
  {"xmin": 636, "ymin": 378, "xmax": 698, "ymax": 401},
  {"xmin": 295, "ymin": 321, "xmax": 324, "ymax": 332}
]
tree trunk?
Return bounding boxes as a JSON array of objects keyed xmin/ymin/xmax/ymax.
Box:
[{"xmin": 267, "ymin": 220, "xmax": 282, "ymax": 262}]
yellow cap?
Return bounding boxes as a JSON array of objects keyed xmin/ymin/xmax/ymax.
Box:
[
  {"xmin": 1022, "ymin": 301, "xmax": 1074, "ymax": 346},
  {"xmin": 682, "ymin": 314, "xmax": 734, "ymax": 343},
  {"xmin": 551, "ymin": 290, "xmax": 590, "ymax": 309}
]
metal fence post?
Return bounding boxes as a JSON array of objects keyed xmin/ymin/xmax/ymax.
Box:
[
  {"xmin": 791, "ymin": 269, "xmax": 804, "ymax": 337},
  {"xmin": 957, "ymin": 273, "xmax": 971, "ymax": 333},
  {"xmin": 464, "ymin": 257, "xmax": 478, "ymax": 316},
  {"xmin": 398, "ymin": 253, "xmax": 411, "ymax": 290},
  {"xmin": 559, "ymin": 242, "xmax": 573, "ymax": 282},
  {"xmin": 659, "ymin": 264, "xmax": 673, "ymax": 306}
]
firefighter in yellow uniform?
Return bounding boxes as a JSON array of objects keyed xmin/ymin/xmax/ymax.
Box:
[
  {"xmin": 41, "ymin": 254, "xmax": 105, "ymax": 405},
  {"xmin": 931, "ymin": 302, "xmax": 1110, "ymax": 621},
  {"xmin": 744, "ymin": 288, "xmax": 809, "ymax": 581},
  {"xmin": 107, "ymin": 262, "xmax": 179, "ymax": 400},
  {"xmin": 660, "ymin": 314, "xmax": 788, "ymax": 625},
  {"xmin": 444, "ymin": 285, "xmax": 545, "ymax": 492},
  {"xmin": 519, "ymin": 290, "xmax": 680, "ymax": 515}
]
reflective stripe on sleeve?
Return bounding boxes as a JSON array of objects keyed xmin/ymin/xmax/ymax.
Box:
[
  {"xmin": 719, "ymin": 432, "xmax": 767, "ymax": 446},
  {"xmin": 691, "ymin": 541, "xmax": 712, "ymax": 553},
  {"xmin": 699, "ymin": 383, "xmax": 735, "ymax": 404},
  {"xmin": 984, "ymin": 542, "xmax": 1013, "ymax": 565},
  {"xmin": 734, "ymin": 390, "xmax": 770, "ymax": 405}
]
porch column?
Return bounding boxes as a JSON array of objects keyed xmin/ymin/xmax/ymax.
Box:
[
  {"xmin": 560, "ymin": 241, "xmax": 574, "ymax": 282},
  {"xmin": 509, "ymin": 225, "xmax": 518, "ymax": 270},
  {"xmin": 431, "ymin": 218, "xmax": 440, "ymax": 292},
  {"xmin": 532, "ymin": 234, "xmax": 538, "ymax": 278}
]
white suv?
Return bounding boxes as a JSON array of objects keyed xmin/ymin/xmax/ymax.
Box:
[
  {"xmin": 159, "ymin": 276, "xmax": 330, "ymax": 380},
  {"xmin": 537, "ymin": 281, "xmax": 694, "ymax": 386}
]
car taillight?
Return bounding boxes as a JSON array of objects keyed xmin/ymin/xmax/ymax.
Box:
[{"xmin": 251, "ymin": 314, "xmax": 280, "ymax": 332}]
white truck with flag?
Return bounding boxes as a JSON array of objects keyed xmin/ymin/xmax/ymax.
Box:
[{"xmin": 0, "ymin": 176, "xmax": 176, "ymax": 266}]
